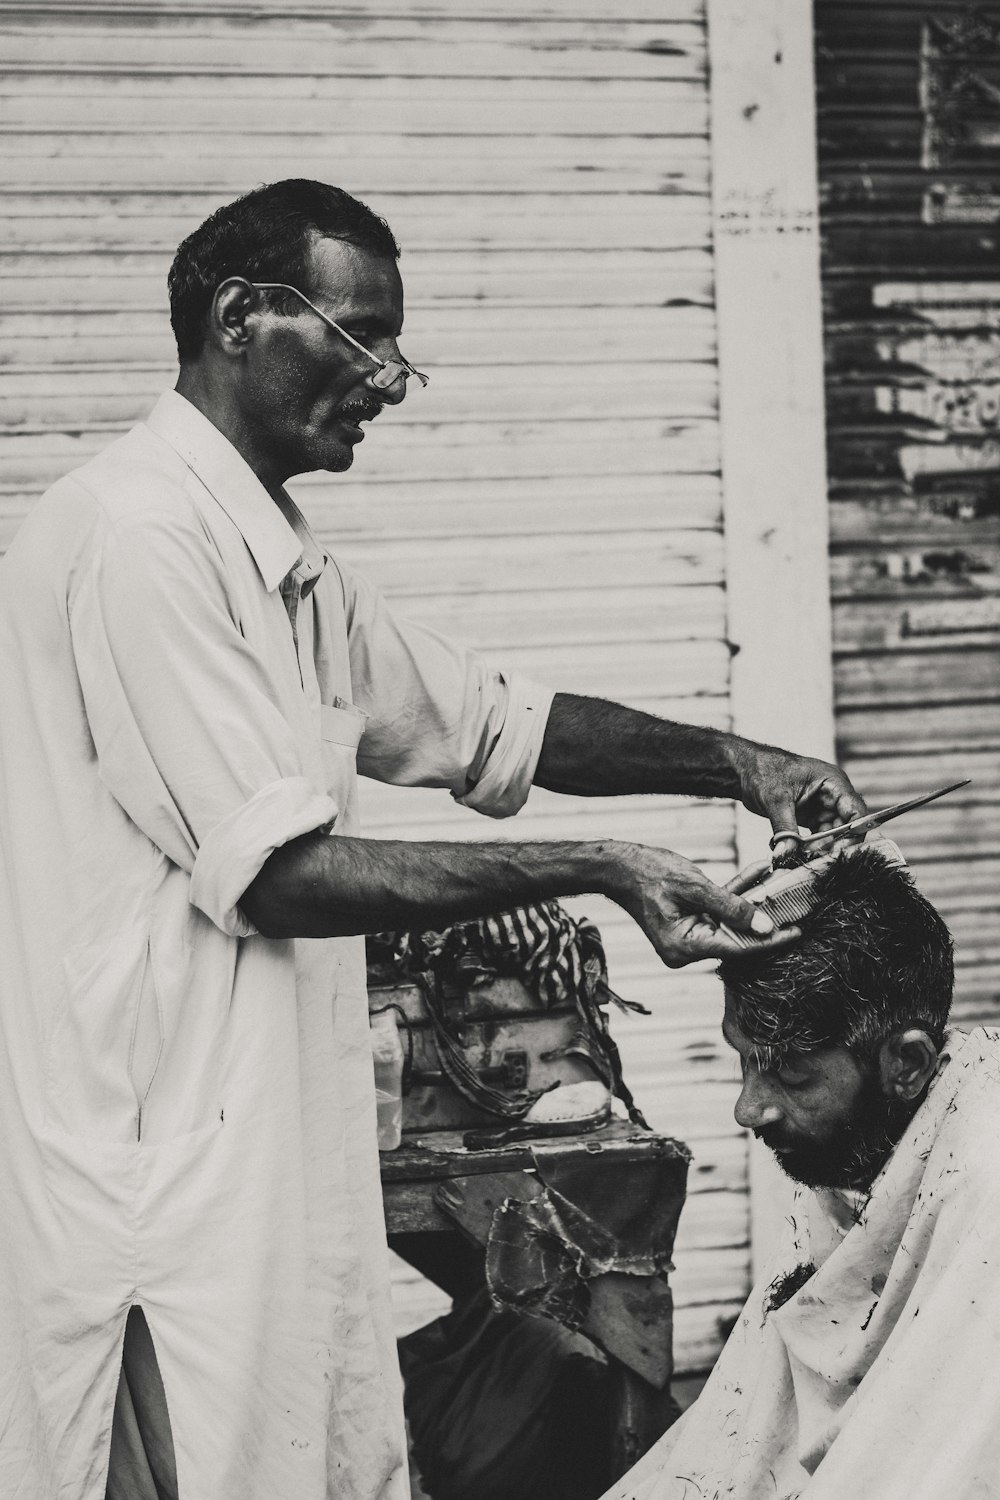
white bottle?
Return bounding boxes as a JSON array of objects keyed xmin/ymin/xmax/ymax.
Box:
[{"xmin": 370, "ymin": 1008, "xmax": 404, "ymax": 1152}]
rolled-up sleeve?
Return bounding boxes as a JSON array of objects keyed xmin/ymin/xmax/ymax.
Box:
[
  {"xmin": 190, "ymin": 778, "xmax": 335, "ymax": 936},
  {"xmin": 451, "ymin": 669, "xmax": 554, "ymax": 818},
  {"xmin": 337, "ymin": 562, "xmax": 554, "ymax": 819},
  {"xmin": 68, "ymin": 495, "xmax": 336, "ymax": 934}
]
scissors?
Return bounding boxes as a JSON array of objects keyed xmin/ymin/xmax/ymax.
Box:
[{"xmin": 769, "ymin": 779, "xmax": 971, "ymax": 855}]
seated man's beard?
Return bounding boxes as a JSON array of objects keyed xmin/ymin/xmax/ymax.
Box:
[{"xmin": 755, "ymin": 1072, "xmax": 918, "ymax": 1190}]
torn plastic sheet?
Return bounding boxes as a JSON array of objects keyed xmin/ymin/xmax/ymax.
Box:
[
  {"xmin": 486, "ymin": 1193, "xmax": 592, "ymax": 1329},
  {"xmin": 485, "ymin": 1141, "xmax": 689, "ymax": 1329}
]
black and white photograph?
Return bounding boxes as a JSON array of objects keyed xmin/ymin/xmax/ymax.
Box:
[{"xmin": 0, "ymin": 2, "xmax": 997, "ymax": 1497}]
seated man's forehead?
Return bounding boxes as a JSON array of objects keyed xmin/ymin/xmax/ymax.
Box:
[
  {"xmin": 720, "ymin": 1005, "xmax": 750, "ymax": 1054},
  {"xmin": 722, "ymin": 993, "xmax": 772, "ymax": 1055},
  {"xmin": 722, "ymin": 994, "xmax": 824, "ymax": 1073}
]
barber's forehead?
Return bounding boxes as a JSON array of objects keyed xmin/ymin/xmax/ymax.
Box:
[{"xmin": 306, "ymin": 234, "xmax": 403, "ymax": 309}]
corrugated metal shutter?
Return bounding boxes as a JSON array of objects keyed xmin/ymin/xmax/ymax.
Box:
[
  {"xmin": 815, "ymin": 2, "xmax": 1000, "ymax": 1026},
  {"xmin": 0, "ymin": 0, "xmax": 747, "ymax": 1376}
]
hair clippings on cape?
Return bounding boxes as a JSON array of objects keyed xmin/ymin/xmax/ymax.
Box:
[{"xmin": 719, "ymin": 837, "xmax": 909, "ymax": 950}]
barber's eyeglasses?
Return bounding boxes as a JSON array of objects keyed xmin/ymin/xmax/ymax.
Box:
[{"xmin": 245, "ymin": 280, "xmax": 429, "ymax": 391}]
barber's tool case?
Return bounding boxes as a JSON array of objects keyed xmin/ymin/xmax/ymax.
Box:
[
  {"xmin": 366, "ymin": 902, "xmax": 647, "ymax": 1137},
  {"xmin": 368, "ymin": 970, "xmax": 596, "ymax": 1133}
]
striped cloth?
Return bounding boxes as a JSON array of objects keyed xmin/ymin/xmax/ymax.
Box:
[{"xmin": 367, "ymin": 902, "xmax": 649, "ymax": 1126}]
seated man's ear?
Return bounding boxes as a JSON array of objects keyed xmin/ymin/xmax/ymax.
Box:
[{"xmin": 877, "ymin": 1028, "xmax": 940, "ymax": 1103}]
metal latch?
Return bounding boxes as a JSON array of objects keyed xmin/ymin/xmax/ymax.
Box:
[{"xmin": 477, "ymin": 1049, "xmax": 528, "ymax": 1091}]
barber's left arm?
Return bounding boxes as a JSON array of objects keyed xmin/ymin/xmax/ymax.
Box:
[{"xmin": 534, "ymin": 693, "xmax": 866, "ymax": 846}]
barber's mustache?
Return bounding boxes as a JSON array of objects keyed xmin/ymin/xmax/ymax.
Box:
[{"xmin": 335, "ymin": 398, "xmax": 383, "ymax": 424}]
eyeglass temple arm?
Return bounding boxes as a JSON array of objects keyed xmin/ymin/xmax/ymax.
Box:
[
  {"xmin": 248, "ymin": 281, "xmax": 387, "ymax": 368},
  {"xmin": 249, "ymin": 280, "xmax": 425, "ymax": 381}
]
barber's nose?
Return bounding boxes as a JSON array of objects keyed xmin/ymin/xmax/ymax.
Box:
[
  {"xmin": 734, "ymin": 1070, "xmax": 784, "ymax": 1131},
  {"xmin": 366, "ymin": 339, "xmax": 409, "ymax": 406},
  {"xmin": 374, "ymin": 370, "xmax": 408, "ymax": 406}
]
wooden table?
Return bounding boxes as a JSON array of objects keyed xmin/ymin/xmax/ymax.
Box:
[{"xmin": 381, "ymin": 1119, "xmax": 690, "ymax": 1483}]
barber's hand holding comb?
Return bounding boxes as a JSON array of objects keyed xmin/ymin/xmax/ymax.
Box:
[{"xmin": 607, "ymin": 845, "xmax": 801, "ymax": 969}]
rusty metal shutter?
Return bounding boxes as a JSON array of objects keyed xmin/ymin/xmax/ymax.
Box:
[
  {"xmin": 0, "ymin": 0, "xmax": 745, "ymax": 1376},
  {"xmin": 815, "ymin": 2, "xmax": 1000, "ymax": 1026}
]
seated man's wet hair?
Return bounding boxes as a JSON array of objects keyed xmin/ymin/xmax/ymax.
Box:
[
  {"xmin": 719, "ymin": 844, "xmax": 954, "ymax": 1069},
  {"xmin": 168, "ymin": 178, "xmax": 400, "ymax": 362}
]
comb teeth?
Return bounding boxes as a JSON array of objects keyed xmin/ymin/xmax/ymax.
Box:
[{"xmin": 720, "ymin": 865, "xmax": 826, "ymax": 949}]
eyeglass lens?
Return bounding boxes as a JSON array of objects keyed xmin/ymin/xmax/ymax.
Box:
[
  {"xmin": 371, "ymin": 364, "xmax": 405, "ymax": 390},
  {"xmin": 371, "ymin": 362, "xmax": 426, "ymax": 390}
]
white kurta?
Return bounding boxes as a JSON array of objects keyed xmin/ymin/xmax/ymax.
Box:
[
  {"xmin": 602, "ymin": 1027, "xmax": 1000, "ymax": 1500},
  {"xmin": 0, "ymin": 390, "xmax": 553, "ymax": 1500}
]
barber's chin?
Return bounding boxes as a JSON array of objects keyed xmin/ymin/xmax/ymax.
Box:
[{"xmin": 315, "ymin": 439, "xmax": 355, "ymax": 474}]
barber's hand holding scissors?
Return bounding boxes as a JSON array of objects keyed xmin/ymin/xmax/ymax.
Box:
[{"xmin": 728, "ymin": 743, "xmax": 868, "ymax": 864}]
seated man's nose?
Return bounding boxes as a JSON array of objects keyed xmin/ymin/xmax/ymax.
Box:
[{"xmin": 734, "ymin": 1077, "xmax": 783, "ymax": 1131}]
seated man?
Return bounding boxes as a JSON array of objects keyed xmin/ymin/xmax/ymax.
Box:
[{"xmin": 605, "ymin": 841, "xmax": 1000, "ymax": 1499}]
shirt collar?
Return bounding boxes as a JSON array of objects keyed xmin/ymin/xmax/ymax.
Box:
[
  {"xmin": 144, "ymin": 390, "xmax": 319, "ymax": 593},
  {"xmin": 274, "ymin": 491, "xmax": 326, "ymax": 598}
]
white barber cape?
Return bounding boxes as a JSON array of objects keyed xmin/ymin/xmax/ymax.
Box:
[
  {"xmin": 0, "ymin": 390, "xmax": 553, "ymax": 1499},
  {"xmin": 605, "ymin": 1027, "xmax": 1000, "ymax": 1500}
]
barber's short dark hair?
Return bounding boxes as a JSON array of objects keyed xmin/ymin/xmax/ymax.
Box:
[
  {"xmin": 719, "ymin": 845, "xmax": 954, "ymax": 1067},
  {"xmin": 168, "ymin": 178, "xmax": 400, "ymax": 361}
]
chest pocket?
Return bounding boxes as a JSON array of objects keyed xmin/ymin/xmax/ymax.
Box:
[{"xmin": 320, "ymin": 699, "xmax": 366, "ymax": 832}]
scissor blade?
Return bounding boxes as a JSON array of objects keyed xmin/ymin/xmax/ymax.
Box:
[
  {"xmin": 801, "ymin": 779, "xmax": 971, "ymax": 846},
  {"xmin": 857, "ymin": 778, "xmax": 971, "ymax": 830}
]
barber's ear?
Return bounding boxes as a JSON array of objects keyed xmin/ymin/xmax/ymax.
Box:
[
  {"xmin": 209, "ymin": 278, "xmax": 256, "ymax": 355},
  {"xmin": 877, "ymin": 1029, "xmax": 939, "ymax": 1103}
]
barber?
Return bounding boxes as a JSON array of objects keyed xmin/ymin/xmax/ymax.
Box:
[{"xmin": 0, "ymin": 178, "xmax": 864, "ymax": 1500}]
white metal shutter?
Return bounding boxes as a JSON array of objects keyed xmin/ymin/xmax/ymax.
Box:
[
  {"xmin": 0, "ymin": 0, "xmax": 747, "ymax": 1376},
  {"xmin": 815, "ymin": 2, "xmax": 1000, "ymax": 1031}
]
